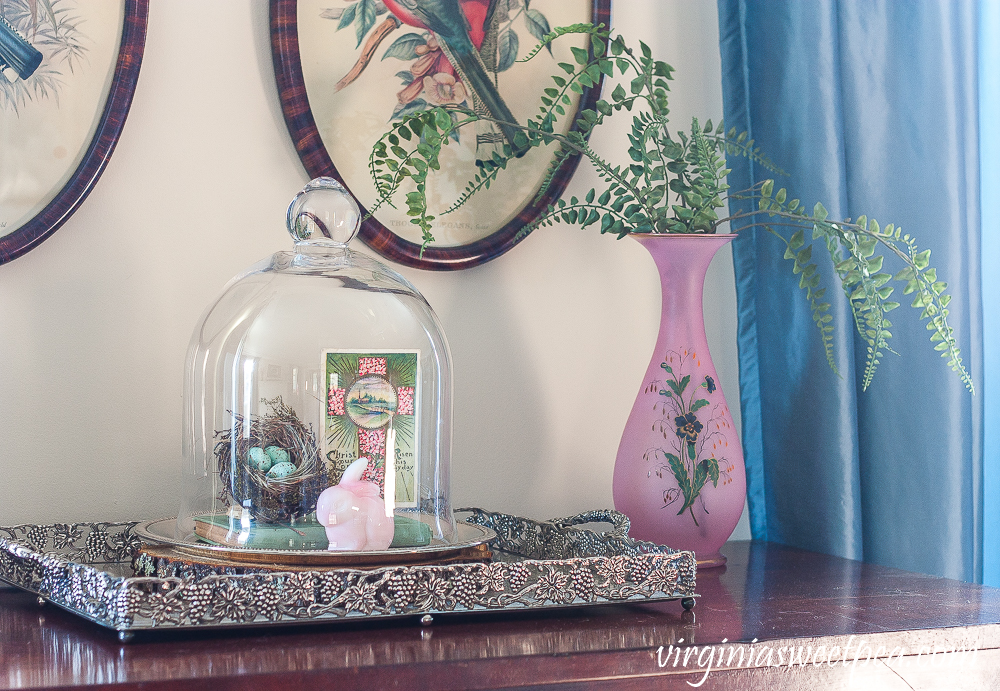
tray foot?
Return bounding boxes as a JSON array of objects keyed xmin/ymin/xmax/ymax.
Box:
[{"xmin": 681, "ymin": 597, "xmax": 696, "ymax": 611}]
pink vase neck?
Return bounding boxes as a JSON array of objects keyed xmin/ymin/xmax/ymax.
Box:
[{"xmin": 632, "ymin": 233, "xmax": 735, "ymax": 326}]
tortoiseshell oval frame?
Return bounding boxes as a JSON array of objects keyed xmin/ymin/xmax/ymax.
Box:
[
  {"xmin": 270, "ymin": 0, "xmax": 611, "ymax": 270},
  {"xmin": 0, "ymin": 0, "xmax": 148, "ymax": 266}
]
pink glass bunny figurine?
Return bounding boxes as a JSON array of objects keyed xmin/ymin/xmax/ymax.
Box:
[{"xmin": 315, "ymin": 458, "xmax": 395, "ymax": 550}]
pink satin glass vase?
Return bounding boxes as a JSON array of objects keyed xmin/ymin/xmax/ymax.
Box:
[{"xmin": 613, "ymin": 234, "xmax": 746, "ymax": 567}]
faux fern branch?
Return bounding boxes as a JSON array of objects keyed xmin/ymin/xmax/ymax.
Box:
[{"xmin": 367, "ymin": 23, "xmax": 973, "ymax": 393}]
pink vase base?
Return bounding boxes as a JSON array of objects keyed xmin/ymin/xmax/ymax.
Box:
[{"xmin": 696, "ymin": 551, "xmax": 727, "ymax": 569}]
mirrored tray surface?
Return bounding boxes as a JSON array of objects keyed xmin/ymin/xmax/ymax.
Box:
[{"xmin": 135, "ymin": 518, "xmax": 495, "ymax": 567}]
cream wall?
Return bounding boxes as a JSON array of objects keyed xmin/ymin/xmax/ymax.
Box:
[{"xmin": 0, "ymin": 0, "xmax": 750, "ymax": 541}]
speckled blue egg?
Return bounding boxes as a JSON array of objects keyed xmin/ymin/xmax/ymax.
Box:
[
  {"xmin": 248, "ymin": 447, "xmax": 272, "ymax": 472},
  {"xmin": 266, "ymin": 462, "xmax": 296, "ymax": 479},
  {"xmin": 265, "ymin": 446, "xmax": 290, "ymax": 465}
]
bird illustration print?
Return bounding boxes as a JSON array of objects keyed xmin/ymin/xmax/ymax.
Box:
[
  {"xmin": 382, "ymin": 0, "xmax": 523, "ymax": 159},
  {"xmin": 329, "ymin": 0, "xmax": 550, "ymax": 162}
]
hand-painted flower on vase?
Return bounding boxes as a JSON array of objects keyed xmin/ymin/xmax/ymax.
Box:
[
  {"xmin": 674, "ymin": 412, "xmax": 703, "ymax": 444},
  {"xmin": 646, "ymin": 349, "xmax": 734, "ymax": 527}
]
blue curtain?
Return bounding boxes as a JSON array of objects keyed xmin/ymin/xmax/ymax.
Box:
[
  {"xmin": 717, "ymin": 0, "xmax": 984, "ymax": 581},
  {"xmin": 982, "ymin": 0, "xmax": 1000, "ymax": 587}
]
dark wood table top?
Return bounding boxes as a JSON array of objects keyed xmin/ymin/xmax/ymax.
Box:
[{"xmin": 3, "ymin": 541, "xmax": 999, "ymax": 689}]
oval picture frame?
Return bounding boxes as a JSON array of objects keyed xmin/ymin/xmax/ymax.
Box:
[
  {"xmin": 270, "ymin": 0, "xmax": 611, "ymax": 270},
  {"xmin": 0, "ymin": 0, "xmax": 148, "ymax": 266}
]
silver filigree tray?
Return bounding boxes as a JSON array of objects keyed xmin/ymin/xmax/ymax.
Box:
[{"xmin": 0, "ymin": 508, "xmax": 697, "ymax": 641}]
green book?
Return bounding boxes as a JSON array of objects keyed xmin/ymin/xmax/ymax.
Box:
[
  {"xmin": 389, "ymin": 515, "xmax": 433, "ymax": 548},
  {"xmin": 194, "ymin": 513, "xmax": 432, "ymax": 550}
]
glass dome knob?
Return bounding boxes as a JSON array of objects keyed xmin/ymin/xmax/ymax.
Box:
[{"xmin": 286, "ymin": 177, "xmax": 361, "ymax": 247}]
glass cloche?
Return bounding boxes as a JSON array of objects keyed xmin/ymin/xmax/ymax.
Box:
[{"xmin": 176, "ymin": 178, "xmax": 456, "ymax": 555}]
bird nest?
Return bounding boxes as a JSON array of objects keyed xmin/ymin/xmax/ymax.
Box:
[{"xmin": 214, "ymin": 397, "xmax": 326, "ymax": 523}]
